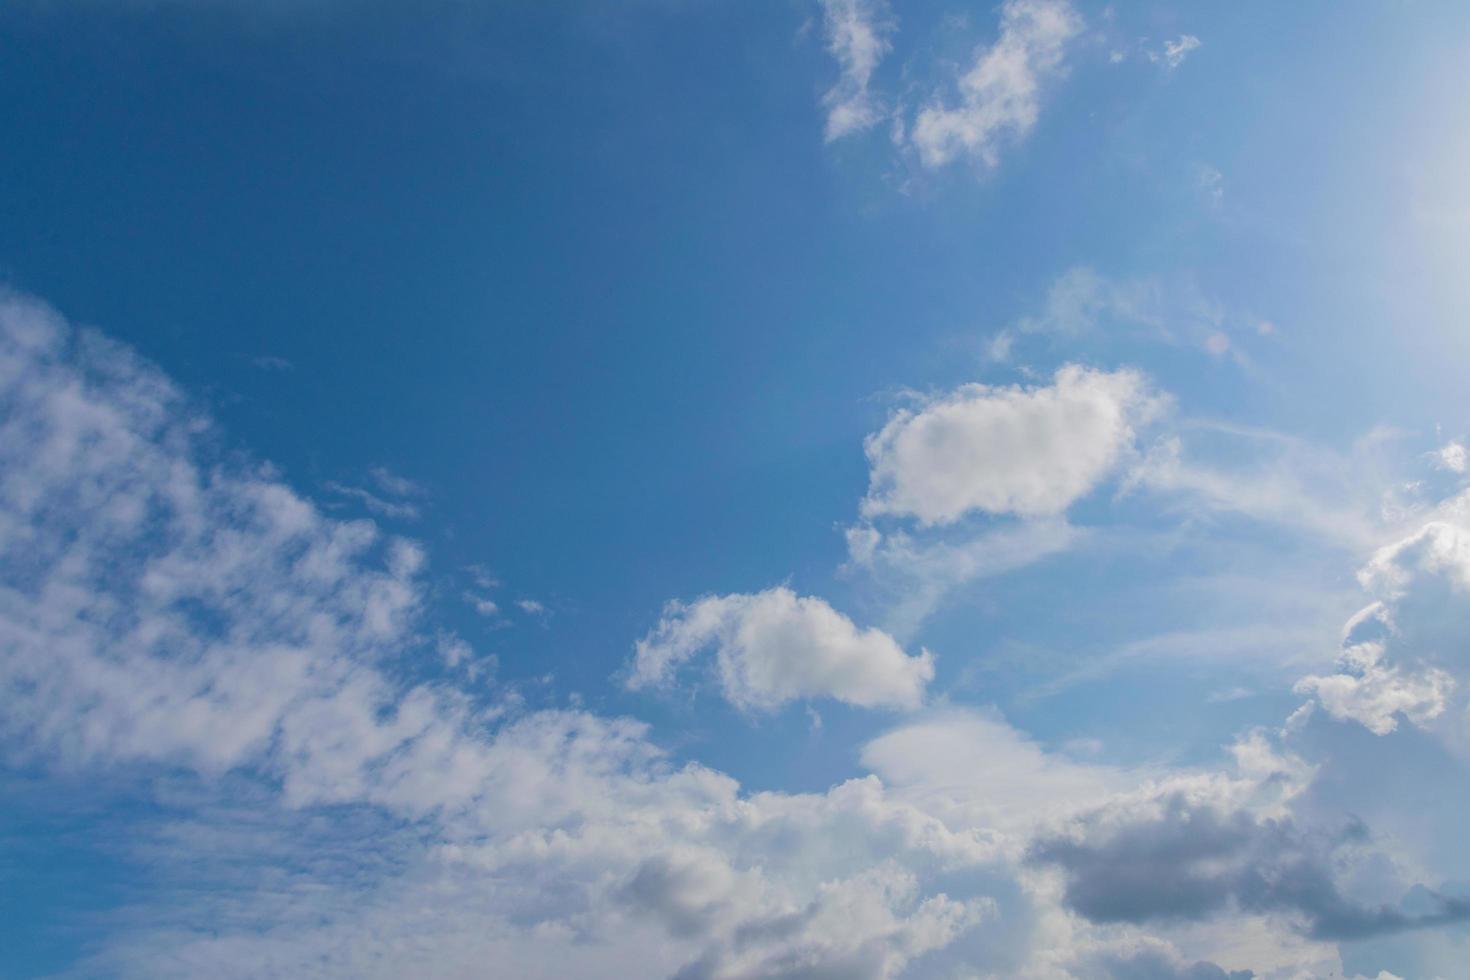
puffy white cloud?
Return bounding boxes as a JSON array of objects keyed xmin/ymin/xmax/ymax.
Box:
[
  {"xmin": 1295, "ymin": 516, "xmax": 1470, "ymax": 735},
  {"xmin": 910, "ymin": 0, "xmax": 1080, "ymax": 169},
  {"xmin": 629, "ymin": 586, "xmax": 933, "ymax": 711},
  {"xmin": 819, "ymin": 0, "xmax": 895, "ymax": 141},
  {"xmin": 861, "ymin": 365, "xmax": 1161, "ymax": 525},
  {"xmin": 1293, "ymin": 625, "xmax": 1452, "ymax": 736}
]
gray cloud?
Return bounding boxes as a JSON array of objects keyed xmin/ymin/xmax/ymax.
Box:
[
  {"xmin": 1080, "ymin": 947, "xmax": 1252, "ymax": 980},
  {"xmin": 1030, "ymin": 793, "xmax": 1470, "ymax": 941}
]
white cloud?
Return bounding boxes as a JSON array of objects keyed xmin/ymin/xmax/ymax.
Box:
[
  {"xmin": 1295, "ymin": 515, "xmax": 1470, "ymax": 736},
  {"xmin": 1294, "ymin": 631, "xmax": 1452, "ymax": 736},
  {"xmin": 0, "ymin": 292, "xmax": 1009, "ymax": 976},
  {"xmin": 0, "ymin": 292, "xmax": 438, "ymax": 786},
  {"xmin": 910, "ymin": 0, "xmax": 1080, "ymax": 169},
  {"xmin": 464, "ymin": 591, "xmax": 501, "ymax": 618},
  {"xmin": 1434, "ymin": 440, "xmax": 1467, "ymax": 473},
  {"xmin": 324, "ymin": 479, "xmax": 421, "ymax": 520},
  {"xmin": 2, "ymin": 289, "xmax": 1453, "ymax": 980},
  {"xmin": 1149, "ymin": 34, "xmax": 1202, "ymax": 71},
  {"xmin": 861, "ymin": 365, "xmax": 1161, "ymax": 525},
  {"xmin": 819, "ymin": 0, "xmax": 895, "ymax": 141},
  {"xmin": 1124, "ymin": 426, "xmax": 1394, "ymax": 552},
  {"xmin": 629, "ymin": 586, "xmax": 933, "ymax": 711},
  {"xmin": 367, "ymin": 464, "xmax": 424, "ymax": 499},
  {"xmin": 324, "ymin": 465, "xmax": 425, "ymax": 521},
  {"xmin": 862, "ymin": 709, "xmax": 1139, "ymax": 839}
]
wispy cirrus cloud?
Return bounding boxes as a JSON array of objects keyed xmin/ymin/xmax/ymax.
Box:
[
  {"xmin": 818, "ymin": 0, "xmax": 896, "ymax": 141},
  {"xmin": 813, "ymin": 0, "xmax": 1081, "ymax": 174},
  {"xmin": 909, "ymin": 0, "xmax": 1081, "ymax": 169}
]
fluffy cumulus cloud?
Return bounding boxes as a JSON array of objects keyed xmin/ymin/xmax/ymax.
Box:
[
  {"xmin": 861, "ymin": 365, "xmax": 1161, "ymax": 525},
  {"xmin": 819, "ymin": 0, "xmax": 895, "ymax": 141},
  {"xmin": 628, "ymin": 586, "xmax": 934, "ymax": 711},
  {"xmin": 1295, "ymin": 506, "xmax": 1470, "ymax": 737},
  {"xmin": 910, "ymin": 0, "xmax": 1080, "ymax": 169}
]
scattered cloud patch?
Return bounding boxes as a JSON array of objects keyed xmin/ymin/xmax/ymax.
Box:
[
  {"xmin": 1434, "ymin": 441, "xmax": 1467, "ymax": 474},
  {"xmin": 0, "ymin": 291, "xmax": 1011, "ymax": 977},
  {"xmin": 1147, "ymin": 34, "xmax": 1202, "ymax": 71},
  {"xmin": 323, "ymin": 465, "xmax": 425, "ymax": 522},
  {"xmin": 910, "ymin": 0, "xmax": 1081, "ymax": 169},
  {"xmin": 1295, "ymin": 513, "xmax": 1470, "ymax": 735},
  {"xmin": 367, "ymin": 465, "xmax": 425, "ymax": 500},
  {"xmin": 0, "ymin": 290, "xmax": 471, "ymax": 803},
  {"xmin": 324, "ymin": 480, "xmax": 421, "ymax": 521},
  {"xmin": 463, "ymin": 591, "xmax": 501, "ymax": 618},
  {"xmin": 818, "ymin": 0, "xmax": 895, "ymax": 141}
]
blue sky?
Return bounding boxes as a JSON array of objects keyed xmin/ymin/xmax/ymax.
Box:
[{"xmin": 3, "ymin": 1, "xmax": 1470, "ymax": 977}]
